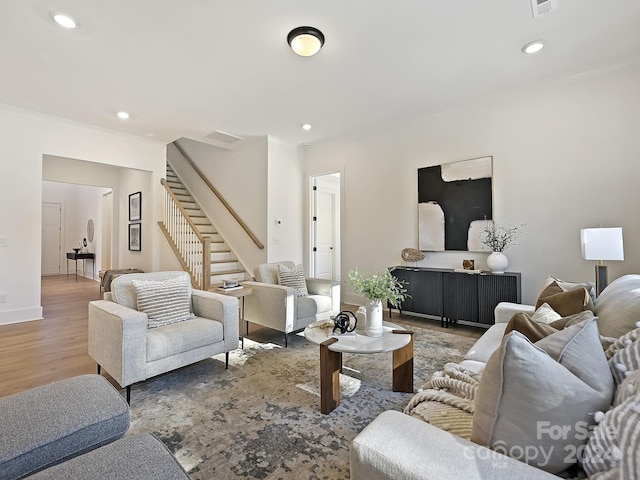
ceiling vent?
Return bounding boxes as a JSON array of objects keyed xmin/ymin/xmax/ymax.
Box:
[
  {"xmin": 204, "ymin": 130, "xmax": 244, "ymax": 144},
  {"xmin": 531, "ymin": 0, "xmax": 558, "ymax": 17}
]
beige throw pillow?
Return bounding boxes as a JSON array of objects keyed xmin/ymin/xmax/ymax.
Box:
[
  {"xmin": 580, "ymin": 391, "xmax": 640, "ymax": 478},
  {"xmin": 132, "ymin": 275, "xmax": 193, "ymax": 328},
  {"xmin": 472, "ymin": 318, "xmax": 614, "ymax": 474},
  {"xmin": 277, "ymin": 263, "xmax": 308, "ymax": 297}
]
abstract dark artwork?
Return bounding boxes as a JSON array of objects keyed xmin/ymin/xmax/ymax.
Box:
[{"xmin": 418, "ymin": 156, "xmax": 493, "ymax": 251}]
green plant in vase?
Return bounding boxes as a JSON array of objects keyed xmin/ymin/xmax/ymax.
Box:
[{"xmin": 347, "ymin": 268, "xmax": 407, "ymax": 337}]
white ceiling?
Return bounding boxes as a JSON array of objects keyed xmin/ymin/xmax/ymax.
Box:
[{"xmin": 2, "ymin": 1, "xmax": 640, "ymax": 148}]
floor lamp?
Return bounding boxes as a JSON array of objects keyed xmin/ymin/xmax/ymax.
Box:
[{"xmin": 580, "ymin": 227, "xmax": 624, "ymax": 296}]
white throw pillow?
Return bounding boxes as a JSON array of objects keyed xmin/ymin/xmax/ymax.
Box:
[
  {"xmin": 132, "ymin": 275, "xmax": 193, "ymax": 328},
  {"xmin": 277, "ymin": 263, "xmax": 308, "ymax": 297},
  {"xmin": 531, "ymin": 302, "xmax": 562, "ymax": 324}
]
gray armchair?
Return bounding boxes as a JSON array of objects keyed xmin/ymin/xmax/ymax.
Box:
[
  {"xmin": 88, "ymin": 271, "xmax": 238, "ymax": 402},
  {"xmin": 242, "ymin": 262, "xmax": 340, "ymax": 346}
]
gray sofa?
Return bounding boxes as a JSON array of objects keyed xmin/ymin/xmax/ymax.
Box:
[
  {"xmin": 351, "ymin": 274, "xmax": 640, "ymax": 479},
  {"xmin": 88, "ymin": 271, "xmax": 238, "ymax": 402},
  {"xmin": 0, "ymin": 375, "xmax": 188, "ymax": 480}
]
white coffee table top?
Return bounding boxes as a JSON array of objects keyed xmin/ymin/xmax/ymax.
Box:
[{"xmin": 304, "ymin": 320, "xmax": 411, "ymax": 354}]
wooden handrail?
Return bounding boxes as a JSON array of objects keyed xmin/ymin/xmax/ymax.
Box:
[
  {"xmin": 160, "ymin": 178, "xmax": 206, "ymax": 242},
  {"xmin": 172, "ymin": 140, "xmax": 264, "ymax": 250}
]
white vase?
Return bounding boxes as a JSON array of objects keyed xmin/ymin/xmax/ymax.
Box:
[
  {"xmin": 365, "ymin": 299, "xmax": 383, "ymax": 337},
  {"xmin": 487, "ymin": 251, "xmax": 508, "ymax": 274}
]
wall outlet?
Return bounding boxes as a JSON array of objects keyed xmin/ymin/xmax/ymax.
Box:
[
  {"xmin": 0, "ymin": 293, "xmax": 7, "ymax": 303},
  {"xmin": 0, "ymin": 237, "xmax": 7, "ymax": 247},
  {"xmin": 272, "ymin": 237, "xmax": 280, "ymax": 245}
]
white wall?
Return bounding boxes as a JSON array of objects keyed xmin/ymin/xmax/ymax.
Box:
[
  {"xmin": 0, "ymin": 105, "xmax": 166, "ymax": 325},
  {"xmin": 304, "ymin": 64, "xmax": 640, "ymax": 305},
  {"xmin": 267, "ymin": 138, "xmax": 304, "ymax": 264}
]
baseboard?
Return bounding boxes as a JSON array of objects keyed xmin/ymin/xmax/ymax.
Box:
[{"xmin": 0, "ymin": 306, "xmax": 43, "ymax": 325}]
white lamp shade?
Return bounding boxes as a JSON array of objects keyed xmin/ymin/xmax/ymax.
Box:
[{"xmin": 580, "ymin": 227, "xmax": 624, "ymax": 261}]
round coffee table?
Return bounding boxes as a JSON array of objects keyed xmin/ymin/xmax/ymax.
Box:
[{"xmin": 304, "ymin": 320, "xmax": 414, "ymax": 414}]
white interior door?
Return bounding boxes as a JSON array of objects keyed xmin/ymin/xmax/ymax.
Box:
[
  {"xmin": 314, "ymin": 189, "xmax": 335, "ymax": 279},
  {"xmin": 42, "ymin": 202, "xmax": 62, "ymax": 275},
  {"xmin": 311, "ymin": 173, "xmax": 340, "ymax": 280}
]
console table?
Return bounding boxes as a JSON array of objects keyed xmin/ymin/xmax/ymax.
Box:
[
  {"xmin": 66, "ymin": 252, "xmax": 95, "ymax": 281},
  {"xmin": 389, "ymin": 266, "xmax": 521, "ymax": 328}
]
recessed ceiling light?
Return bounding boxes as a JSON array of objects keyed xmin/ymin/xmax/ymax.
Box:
[
  {"xmin": 50, "ymin": 12, "xmax": 79, "ymax": 29},
  {"xmin": 301, "ymin": 123, "xmax": 312, "ymax": 131},
  {"xmin": 116, "ymin": 111, "xmax": 130, "ymax": 120},
  {"xmin": 522, "ymin": 40, "xmax": 545, "ymax": 54},
  {"xmin": 287, "ymin": 27, "xmax": 325, "ymax": 57}
]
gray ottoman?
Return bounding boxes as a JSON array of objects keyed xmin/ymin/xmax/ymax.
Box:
[
  {"xmin": 0, "ymin": 375, "xmax": 129, "ymax": 480},
  {"xmin": 27, "ymin": 434, "xmax": 190, "ymax": 480}
]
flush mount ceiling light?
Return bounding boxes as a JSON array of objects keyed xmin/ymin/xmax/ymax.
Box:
[
  {"xmin": 287, "ymin": 26, "xmax": 325, "ymax": 57},
  {"xmin": 116, "ymin": 111, "xmax": 130, "ymax": 120},
  {"xmin": 522, "ymin": 40, "xmax": 546, "ymax": 54},
  {"xmin": 50, "ymin": 12, "xmax": 79, "ymax": 29},
  {"xmin": 301, "ymin": 123, "xmax": 312, "ymax": 130}
]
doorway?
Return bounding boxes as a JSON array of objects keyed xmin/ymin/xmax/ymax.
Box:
[
  {"xmin": 41, "ymin": 202, "xmax": 62, "ymax": 275},
  {"xmin": 310, "ymin": 173, "xmax": 341, "ymax": 280}
]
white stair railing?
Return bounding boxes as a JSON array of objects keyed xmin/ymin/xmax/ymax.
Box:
[{"xmin": 159, "ymin": 179, "xmax": 211, "ymax": 290}]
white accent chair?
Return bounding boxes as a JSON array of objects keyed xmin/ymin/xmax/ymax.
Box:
[
  {"xmin": 88, "ymin": 271, "xmax": 238, "ymax": 403},
  {"xmin": 242, "ymin": 262, "xmax": 340, "ymax": 346}
]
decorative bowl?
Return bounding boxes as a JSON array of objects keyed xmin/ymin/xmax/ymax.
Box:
[{"xmin": 73, "ymin": 248, "xmax": 81, "ymax": 253}]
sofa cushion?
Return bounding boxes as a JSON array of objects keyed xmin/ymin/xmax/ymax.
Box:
[
  {"xmin": 580, "ymin": 391, "xmax": 640, "ymax": 478},
  {"xmin": 462, "ymin": 322, "xmax": 508, "ymax": 364},
  {"xmin": 0, "ymin": 375, "xmax": 129, "ymax": 480},
  {"xmin": 146, "ymin": 317, "xmax": 224, "ymax": 362},
  {"xmin": 297, "ymin": 295, "xmax": 332, "ymax": 319},
  {"xmin": 595, "ymin": 274, "xmax": 640, "ymax": 338},
  {"xmin": 535, "ymin": 281, "xmax": 590, "ymax": 317},
  {"xmin": 471, "ymin": 318, "xmax": 614, "ymax": 474},
  {"xmin": 132, "ymin": 275, "xmax": 193, "ymax": 328},
  {"xmin": 27, "ymin": 433, "xmax": 190, "ymax": 480},
  {"xmin": 277, "ymin": 263, "xmax": 308, "ymax": 297}
]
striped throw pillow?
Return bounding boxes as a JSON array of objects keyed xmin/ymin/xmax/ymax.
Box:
[
  {"xmin": 609, "ymin": 337, "xmax": 640, "ymax": 385},
  {"xmin": 277, "ymin": 263, "xmax": 308, "ymax": 297},
  {"xmin": 132, "ymin": 275, "xmax": 193, "ymax": 328},
  {"xmin": 580, "ymin": 391, "xmax": 640, "ymax": 478}
]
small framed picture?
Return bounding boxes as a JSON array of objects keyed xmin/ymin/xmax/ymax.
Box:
[
  {"xmin": 128, "ymin": 223, "xmax": 141, "ymax": 251},
  {"xmin": 129, "ymin": 191, "xmax": 142, "ymax": 222}
]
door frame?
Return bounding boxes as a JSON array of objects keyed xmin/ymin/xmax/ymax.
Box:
[{"xmin": 309, "ymin": 172, "xmax": 341, "ymax": 280}]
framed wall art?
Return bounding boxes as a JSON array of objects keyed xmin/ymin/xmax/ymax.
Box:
[
  {"xmin": 418, "ymin": 156, "xmax": 493, "ymax": 252},
  {"xmin": 129, "ymin": 191, "xmax": 142, "ymax": 222},
  {"xmin": 128, "ymin": 223, "xmax": 141, "ymax": 251}
]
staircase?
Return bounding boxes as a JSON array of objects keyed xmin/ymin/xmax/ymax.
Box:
[{"xmin": 161, "ymin": 163, "xmax": 247, "ymax": 287}]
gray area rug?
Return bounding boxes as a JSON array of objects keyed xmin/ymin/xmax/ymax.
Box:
[{"xmin": 128, "ymin": 325, "xmax": 477, "ymax": 479}]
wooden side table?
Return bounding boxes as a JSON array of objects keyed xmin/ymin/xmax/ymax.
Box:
[{"xmin": 214, "ymin": 285, "xmax": 252, "ymax": 348}]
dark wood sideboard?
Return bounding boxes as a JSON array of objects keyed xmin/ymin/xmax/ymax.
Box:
[{"xmin": 389, "ymin": 266, "xmax": 521, "ymax": 328}]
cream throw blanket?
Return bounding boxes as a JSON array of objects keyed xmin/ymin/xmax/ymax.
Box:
[{"xmin": 403, "ymin": 362, "xmax": 481, "ymax": 440}]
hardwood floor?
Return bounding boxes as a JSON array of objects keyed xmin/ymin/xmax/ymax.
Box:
[
  {"xmin": 0, "ymin": 275, "xmax": 482, "ymax": 399},
  {"xmin": 0, "ymin": 275, "xmax": 101, "ymax": 398}
]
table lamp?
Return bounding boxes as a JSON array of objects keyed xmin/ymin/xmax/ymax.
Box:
[{"xmin": 580, "ymin": 227, "xmax": 624, "ymax": 296}]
